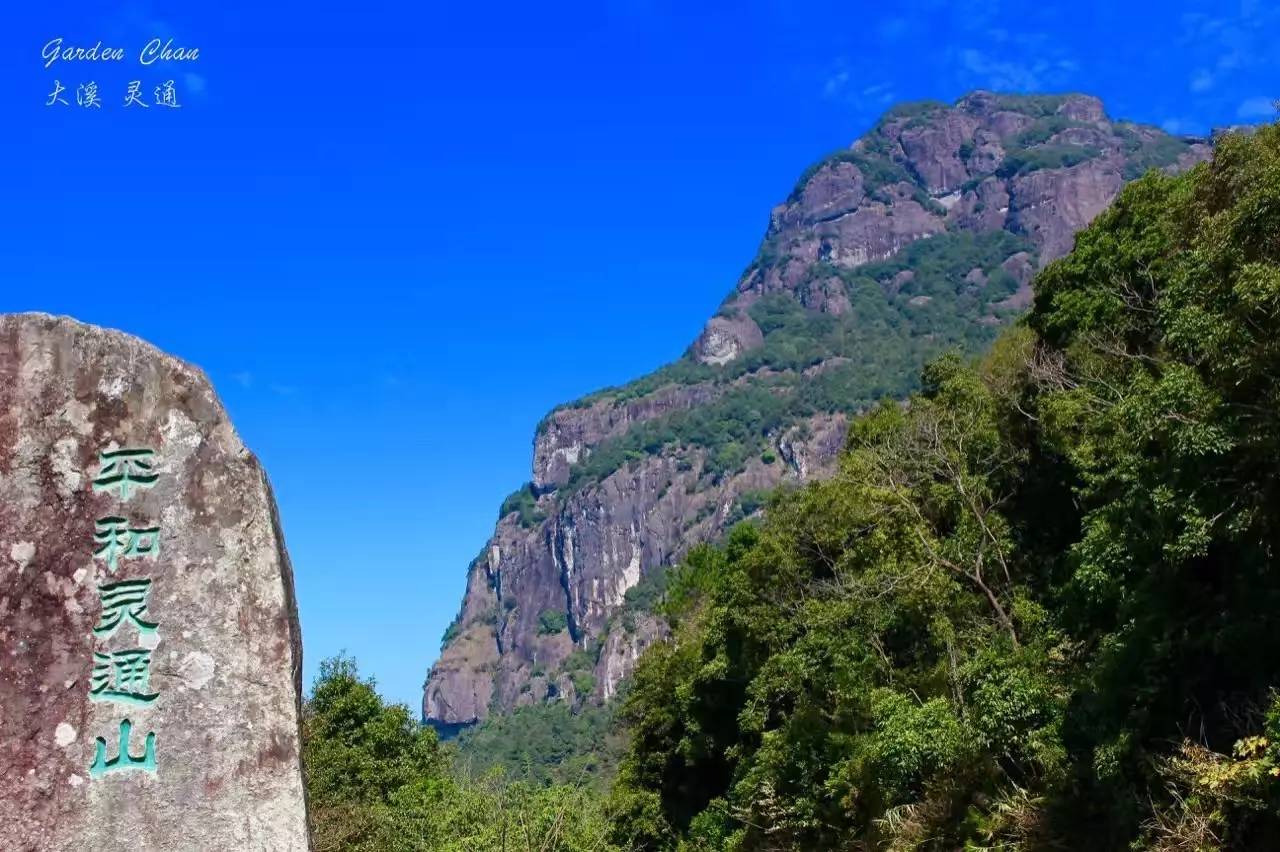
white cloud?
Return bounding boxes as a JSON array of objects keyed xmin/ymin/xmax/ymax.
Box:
[
  {"xmin": 231, "ymin": 371, "xmax": 254, "ymax": 389},
  {"xmin": 1177, "ymin": 6, "xmax": 1280, "ymax": 98},
  {"xmin": 820, "ymin": 60, "xmax": 895, "ymax": 107},
  {"xmin": 1237, "ymin": 96, "xmax": 1277, "ymax": 120},
  {"xmin": 1179, "ymin": 12, "xmax": 1233, "ymax": 46},
  {"xmin": 1216, "ymin": 50, "xmax": 1244, "ymax": 72},
  {"xmin": 959, "ymin": 48, "xmax": 1046, "ymax": 92},
  {"xmin": 860, "ymin": 82, "xmax": 896, "ymax": 105},
  {"xmin": 823, "ymin": 70, "xmax": 850, "ymax": 99},
  {"xmin": 1190, "ymin": 70, "xmax": 1214, "ymax": 93}
]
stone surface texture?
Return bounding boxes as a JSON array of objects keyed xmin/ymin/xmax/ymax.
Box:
[{"xmin": 0, "ymin": 313, "xmax": 310, "ymax": 852}]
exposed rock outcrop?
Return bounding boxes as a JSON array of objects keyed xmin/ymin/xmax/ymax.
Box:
[
  {"xmin": 714, "ymin": 92, "xmax": 1210, "ymax": 360},
  {"xmin": 692, "ymin": 314, "xmax": 765, "ymax": 366},
  {"xmin": 427, "ymin": 412, "xmax": 847, "ymax": 727},
  {"xmin": 533, "ymin": 383, "xmax": 722, "ymax": 489},
  {"xmin": 424, "ymin": 92, "xmax": 1209, "ymax": 730}
]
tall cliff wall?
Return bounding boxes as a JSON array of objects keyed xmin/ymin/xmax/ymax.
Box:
[{"xmin": 424, "ymin": 91, "xmax": 1209, "ymax": 730}]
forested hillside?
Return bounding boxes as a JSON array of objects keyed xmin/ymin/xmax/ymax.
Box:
[
  {"xmin": 302, "ymin": 657, "xmax": 617, "ymax": 851},
  {"xmin": 607, "ymin": 121, "xmax": 1280, "ymax": 850},
  {"xmin": 306, "ymin": 120, "xmax": 1280, "ymax": 850}
]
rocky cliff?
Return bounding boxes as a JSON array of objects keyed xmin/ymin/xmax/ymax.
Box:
[{"xmin": 424, "ymin": 91, "xmax": 1209, "ymax": 730}]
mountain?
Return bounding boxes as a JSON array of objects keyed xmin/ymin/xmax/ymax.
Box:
[
  {"xmin": 607, "ymin": 121, "xmax": 1280, "ymax": 850},
  {"xmin": 423, "ymin": 91, "xmax": 1209, "ymax": 732}
]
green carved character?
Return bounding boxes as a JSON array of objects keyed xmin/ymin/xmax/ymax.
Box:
[
  {"xmin": 89, "ymin": 718, "xmax": 156, "ymax": 778},
  {"xmin": 90, "ymin": 649, "xmax": 159, "ymax": 706},
  {"xmin": 92, "ymin": 448, "xmax": 159, "ymax": 502},
  {"xmin": 93, "ymin": 517, "xmax": 160, "ymax": 574},
  {"xmin": 93, "ymin": 578, "xmax": 159, "ymax": 638}
]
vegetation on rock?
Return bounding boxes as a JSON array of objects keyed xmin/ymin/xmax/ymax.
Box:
[
  {"xmin": 564, "ymin": 230, "xmax": 1038, "ymax": 492},
  {"xmin": 607, "ymin": 122, "xmax": 1280, "ymax": 850},
  {"xmin": 455, "ymin": 703, "xmax": 625, "ymax": 788},
  {"xmin": 538, "ymin": 608, "xmax": 570, "ymax": 636},
  {"xmin": 500, "ymin": 483, "xmax": 548, "ymax": 528},
  {"xmin": 319, "ymin": 120, "xmax": 1278, "ymax": 851}
]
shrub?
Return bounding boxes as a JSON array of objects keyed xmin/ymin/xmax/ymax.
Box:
[
  {"xmin": 537, "ymin": 609, "xmax": 569, "ymax": 636},
  {"xmin": 499, "ymin": 483, "xmax": 547, "ymax": 528},
  {"xmin": 996, "ymin": 144, "xmax": 1100, "ymax": 178}
]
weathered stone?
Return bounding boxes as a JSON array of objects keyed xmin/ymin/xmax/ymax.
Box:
[
  {"xmin": 1001, "ymin": 251, "xmax": 1036, "ymax": 285},
  {"xmin": 898, "ymin": 110, "xmax": 980, "ymax": 192},
  {"xmin": 814, "ymin": 196, "xmax": 947, "ymax": 269},
  {"xmin": 949, "ymin": 176, "xmax": 1011, "ymax": 233},
  {"xmin": 534, "ymin": 383, "xmax": 721, "ymax": 489},
  {"xmin": 1057, "ymin": 93, "xmax": 1106, "ymax": 123},
  {"xmin": 0, "ymin": 314, "xmax": 310, "ymax": 852},
  {"xmin": 886, "ymin": 269, "xmax": 915, "ymax": 295},
  {"xmin": 784, "ymin": 160, "xmax": 866, "ymax": 226},
  {"xmin": 424, "ymin": 402, "xmax": 849, "ymax": 728},
  {"xmin": 1008, "ymin": 156, "xmax": 1125, "ymax": 262},
  {"xmin": 596, "ymin": 612, "xmax": 665, "ymax": 703},
  {"xmin": 692, "ymin": 314, "xmax": 764, "ymax": 366},
  {"xmin": 422, "ymin": 552, "xmax": 501, "ymax": 730},
  {"xmin": 799, "ymin": 276, "xmax": 853, "ymax": 316},
  {"xmin": 717, "ymin": 91, "xmax": 1211, "ymax": 352}
]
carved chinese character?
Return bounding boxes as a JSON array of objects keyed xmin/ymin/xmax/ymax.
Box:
[
  {"xmin": 89, "ymin": 719, "xmax": 156, "ymax": 778},
  {"xmin": 93, "ymin": 579, "xmax": 159, "ymax": 639},
  {"xmin": 92, "ymin": 448, "xmax": 159, "ymax": 501},
  {"xmin": 90, "ymin": 649, "xmax": 159, "ymax": 706},
  {"xmin": 93, "ymin": 517, "xmax": 160, "ymax": 574}
]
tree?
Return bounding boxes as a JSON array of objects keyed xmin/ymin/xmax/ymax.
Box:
[
  {"xmin": 609, "ymin": 123, "xmax": 1280, "ymax": 850},
  {"xmin": 302, "ymin": 654, "xmax": 621, "ymax": 851},
  {"xmin": 303, "ymin": 655, "xmax": 449, "ymax": 850}
]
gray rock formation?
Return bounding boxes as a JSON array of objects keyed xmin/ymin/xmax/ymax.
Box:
[
  {"xmin": 0, "ymin": 314, "xmax": 311, "ymax": 851},
  {"xmin": 425, "ymin": 92, "xmax": 1210, "ymax": 731},
  {"xmin": 722, "ymin": 92, "xmax": 1210, "ymax": 347}
]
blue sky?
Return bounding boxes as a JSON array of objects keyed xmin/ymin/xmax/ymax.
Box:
[{"xmin": 4, "ymin": 1, "xmax": 1276, "ymax": 709}]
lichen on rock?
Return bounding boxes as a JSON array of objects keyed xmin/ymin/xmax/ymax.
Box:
[{"xmin": 0, "ymin": 313, "xmax": 311, "ymax": 852}]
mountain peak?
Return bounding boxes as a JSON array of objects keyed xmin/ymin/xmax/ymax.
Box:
[
  {"xmin": 424, "ymin": 92, "xmax": 1210, "ymax": 730},
  {"xmin": 690, "ymin": 91, "xmax": 1207, "ymax": 366}
]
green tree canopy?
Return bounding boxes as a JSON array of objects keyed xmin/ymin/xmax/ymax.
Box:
[{"xmin": 609, "ymin": 123, "xmax": 1280, "ymax": 851}]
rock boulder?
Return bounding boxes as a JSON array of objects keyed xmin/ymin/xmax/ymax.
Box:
[{"xmin": 0, "ymin": 314, "xmax": 310, "ymax": 852}]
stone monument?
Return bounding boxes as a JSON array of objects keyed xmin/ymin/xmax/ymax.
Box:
[{"xmin": 0, "ymin": 313, "xmax": 311, "ymax": 851}]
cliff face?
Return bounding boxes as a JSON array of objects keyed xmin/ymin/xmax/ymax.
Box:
[
  {"xmin": 424, "ymin": 92, "xmax": 1209, "ymax": 730},
  {"xmin": 425, "ymin": 410, "xmax": 850, "ymax": 731}
]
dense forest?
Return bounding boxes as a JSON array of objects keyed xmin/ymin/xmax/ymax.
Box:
[{"xmin": 302, "ymin": 122, "xmax": 1280, "ymax": 849}]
